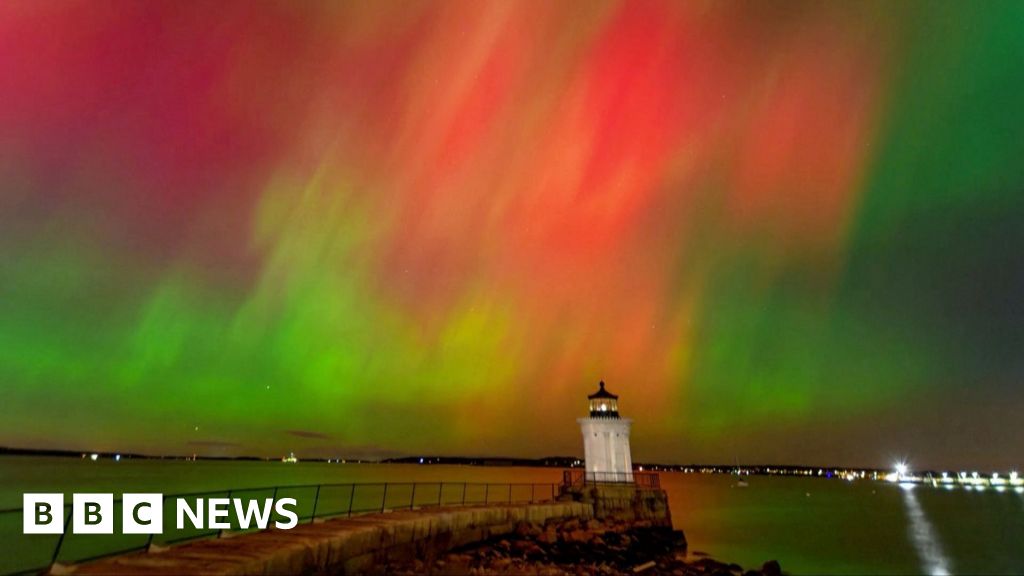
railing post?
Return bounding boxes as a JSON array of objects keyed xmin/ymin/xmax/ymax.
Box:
[
  {"xmin": 484, "ymin": 484, "xmax": 489, "ymax": 504},
  {"xmin": 435, "ymin": 483, "xmax": 441, "ymax": 507},
  {"xmin": 270, "ymin": 487, "xmax": 279, "ymax": 528},
  {"xmin": 461, "ymin": 482, "xmax": 467, "ymax": 505},
  {"xmin": 50, "ymin": 505, "xmax": 74, "ymax": 567},
  {"xmin": 410, "ymin": 483, "xmax": 417, "ymax": 510},
  {"xmin": 531, "ymin": 484, "xmax": 536, "ymax": 503},
  {"xmin": 146, "ymin": 495, "xmax": 165, "ymax": 551},
  {"xmin": 347, "ymin": 485, "xmax": 355, "ymax": 517},
  {"xmin": 218, "ymin": 490, "xmax": 233, "ymax": 538},
  {"xmin": 507, "ymin": 484, "xmax": 512, "ymax": 503},
  {"xmin": 311, "ymin": 485, "xmax": 322, "ymax": 523},
  {"xmin": 380, "ymin": 483, "xmax": 388, "ymax": 513}
]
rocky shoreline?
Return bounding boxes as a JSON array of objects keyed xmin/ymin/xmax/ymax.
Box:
[{"xmin": 386, "ymin": 516, "xmax": 783, "ymax": 576}]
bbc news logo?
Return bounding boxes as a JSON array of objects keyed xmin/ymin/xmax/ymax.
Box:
[{"xmin": 23, "ymin": 494, "xmax": 299, "ymax": 534}]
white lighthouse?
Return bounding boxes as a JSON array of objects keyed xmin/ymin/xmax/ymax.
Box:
[{"xmin": 578, "ymin": 381, "xmax": 633, "ymax": 482}]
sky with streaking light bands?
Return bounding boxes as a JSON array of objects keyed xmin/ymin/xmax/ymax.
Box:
[{"xmin": 1, "ymin": 0, "xmax": 1022, "ymax": 469}]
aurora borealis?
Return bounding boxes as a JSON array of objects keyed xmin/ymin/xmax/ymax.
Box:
[{"xmin": 1, "ymin": 1, "xmax": 1022, "ymax": 469}]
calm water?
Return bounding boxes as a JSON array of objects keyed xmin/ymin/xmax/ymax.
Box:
[{"xmin": 2, "ymin": 457, "xmax": 1022, "ymax": 575}]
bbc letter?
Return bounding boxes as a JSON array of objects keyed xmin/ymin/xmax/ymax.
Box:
[
  {"xmin": 123, "ymin": 494, "xmax": 163, "ymax": 534},
  {"xmin": 23, "ymin": 494, "xmax": 63, "ymax": 535},
  {"xmin": 73, "ymin": 494, "xmax": 113, "ymax": 534},
  {"xmin": 274, "ymin": 498, "xmax": 298, "ymax": 529},
  {"xmin": 208, "ymin": 498, "xmax": 231, "ymax": 530},
  {"xmin": 177, "ymin": 498, "xmax": 204, "ymax": 530}
]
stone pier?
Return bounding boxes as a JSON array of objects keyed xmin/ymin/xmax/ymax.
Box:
[
  {"xmin": 71, "ymin": 502, "xmax": 593, "ymax": 576},
  {"xmin": 559, "ymin": 484, "xmax": 673, "ymax": 528}
]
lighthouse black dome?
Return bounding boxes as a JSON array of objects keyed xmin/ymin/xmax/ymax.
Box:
[
  {"xmin": 588, "ymin": 380, "xmax": 618, "ymax": 400},
  {"xmin": 588, "ymin": 380, "xmax": 620, "ymax": 417}
]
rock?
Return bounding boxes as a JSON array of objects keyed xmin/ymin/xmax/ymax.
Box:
[
  {"xmin": 632, "ymin": 560, "xmax": 657, "ymax": 573},
  {"xmin": 382, "ymin": 515, "xmax": 757, "ymax": 576},
  {"xmin": 566, "ymin": 529, "xmax": 592, "ymax": 543},
  {"xmin": 514, "ymin": 522, "xmax": 532, "ymax": 537},
  {"xmin": 524, "ymin": 544, "xmax": 546, "ymax": 561},
  {"xmin": 513, "ymin": 540, "xmax": 534, "ymax": 553},
  {"xmin": 538, "ymin": 528, "xmax": 558, "ymax": 544},
  {"xmin": 762, "ymin": 560, "xmax": 782, "ymax": 576}
]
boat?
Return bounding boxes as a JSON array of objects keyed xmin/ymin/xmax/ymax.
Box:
[{"xmin": 732, "ymin": 458, "xmax": 748, "ymax": 487}]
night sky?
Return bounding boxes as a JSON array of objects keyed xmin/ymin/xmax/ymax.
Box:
[{"xmin": 1, "ymin": 1, "xmax": 1022, "ymax": 470}]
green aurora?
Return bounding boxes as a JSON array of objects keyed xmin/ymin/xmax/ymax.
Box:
[{"xmin": 0, "ymin": 1, "xmax": 1022, "ymax": 469}]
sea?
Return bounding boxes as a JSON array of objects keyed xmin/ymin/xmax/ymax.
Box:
[{"xmin": 1, "ymin": 456, "xmax": 1022, "ymax": 575}]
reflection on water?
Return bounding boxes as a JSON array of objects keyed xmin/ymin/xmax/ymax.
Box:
[
  {"xmin": 1, "ymin": 457, "xmax": 1023, "ymax": 574},
  {"xmin": 900, "ymin": 483, "xmax": 951, "ymax": 576}
]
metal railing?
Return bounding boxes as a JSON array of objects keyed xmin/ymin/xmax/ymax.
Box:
[
  {"xmin": 562, "ymin": 469, "xmax": 661, "ymax": 488},
  {"xmin": 0, "ymin": 481, "xmax": 558, "ymax": 576}
]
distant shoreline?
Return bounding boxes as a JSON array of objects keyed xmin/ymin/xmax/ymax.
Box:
[{"xmin": 0, "ymin": 446, "xmax": 902, "ymax": 477}]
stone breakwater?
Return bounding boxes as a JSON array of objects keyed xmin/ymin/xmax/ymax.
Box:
[
  {"xmin": 73, "ymin": 502, "xmax": 594, "ymax": 575},
  {"xmin": 72, "ymin": 488, "xmax": 777, "ymax": 576},
  {"xmin": 386, "ymin": 515, "xmax": 783, "ymax": 576}
]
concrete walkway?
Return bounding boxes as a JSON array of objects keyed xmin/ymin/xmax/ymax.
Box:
[{"xmin": 71, "ymin": 502, "xmax": 592, "ymax": 575}]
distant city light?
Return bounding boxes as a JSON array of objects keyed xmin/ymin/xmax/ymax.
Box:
[
  {"xmin": 895, "ymin": 462, "xmax": 908, "ymax": 476},
  {"xmin": 89, "ymin": 453, "xmax": 98, "ymax": 461}
]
